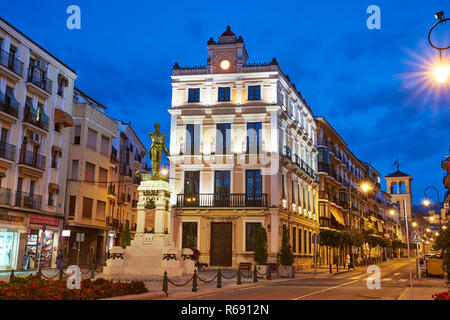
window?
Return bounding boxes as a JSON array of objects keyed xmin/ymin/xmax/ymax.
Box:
[
  {"xmin": 214, "ymin": 171, "xmax": 230, "ymax": 195},
  {"xmin": 96, "ymin": 200, "xmax": 106, "ymax": 220},
  {"xmin": 281, "ymin": 174, "xmax": 286, "ymax": 199},
  {"xmin": 216, "ymin": 123, "xmax": 230, "ymax": 155},
  {"xmin": 298, "ymin": 184, "xmax": 301, "ymax": 208},
  {"xmin": 99, "ymin": 167, "xmax": 108, "ymax": 188},
  {"xmin": 48, "ymin": 190, "xmax": 56, "ymax": 206},
  {"xmin": 303, "ymin": 188, "xmax": 306, "ymax": 209},
  {"xmin": 246, "ymin": 122, "xmax": 261, "ymax": 154},
  {"xmin": 185, "ymin": 124, "xmax": 200, "ymax": 155},
  {"xmin": 85, "ymin": 162, "xmax": 95, "ymax": 182},
  {"xmin": 248, "ymin": 86, "xmax": 261, "ymax": 100},
  {"xmin": 68, "ymin": 196, "xmax": 76, "ymax": 216},
  {"xmin": 292, "ymin": 180, "xmax": 295, "ymax": 203},
  {"xmin": 313, "ymin": 194, "xmax": 316, "ymax": 214},
  {"xmin": 51, "ymin": 149, "xmax": 60, "ymax": 169},
  {"xmin": 298, "ymin": 229, "xmax": 302, "ymax": 254},
  {"xmin": 188, "ymin": 88, "xmax": 200, "ymax": 102},
  {"xmin": 100, "ymin": 135, "xmax": 110, "ymax": 155},
  {"xmin": 218, "ymin": 87, "xmax": 230, "ymax": 101},
  {"xmin": 71, "ymin": 160, "xmax": 78, "ymax": 180},
  {"xmin": 184, "ymin": 171, "xmax": 199, "ymax": 195},
  {"xmin": 303, "ymin": 230, "xmax": 307, "ymax": 254},
  {"xmin": 87, "ymin": 128, "xmax": 97, "ymax": 150},
  {"xmin": 74, "ymin": 125, "xmax": 81, "ymax": 144},
  {"xmin": 57, "ymin": 76, "xmax": 68, "ymax": 97},
  {"xmin": 246, "ymin": 170, "xmax": 262, "ymax": 195},
  {"xmin": 246, "ymin": 223, "xmax": 262, "ymax": 251},
  {"xmin": 292, "ymin": 227, "xmax": 297, "ymax": 253},
  {"xmin": 82, "ymin": 197, "xmax": 93, "ymax": 218},
  {"xmin": 308, "ymin": 190, "xmax": 311, "ymax": 211},
  {"xmin": 182, "ymin": 222, "xmax": 198, "ymax": 248},
  {"xmin": 309, "ymin": 232, "xmax": 312, "ymax": 254}
]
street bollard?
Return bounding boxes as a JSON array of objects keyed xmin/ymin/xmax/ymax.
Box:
[
  {"xmin": 266, "ymin": 266, "xmax": 271, "ymax": 280},
  {"xmin": 90, "ymin": 263, "xmax": 95, "ymax": 279},
  {"xmin": 217, "ymin": 268, "xmax": 222, "ymax": 288},
  {"xmin": 237, "ymin": 267, "xmax": 242, "ymax": 285},
  {"xmin": 253, "ymin": 265, "xmax": 258, "ymax": 283},
  {"xmin": 329, "ymin": 264, "xmax": 332, "ymax": 274},
  {"xmin": 192, "ymin": 269, "xmax": 198, "ymax": 292},
  {"xmin": 162, "ymin": 271, "xmax": 168, "ymax": 297},
  {"xmin": 336, "ymin": 264, "xmax": 339, "ymax": 273},
  {"xmin": 9, "ymin": 269, "xmax": 15, "ymax": 281}
]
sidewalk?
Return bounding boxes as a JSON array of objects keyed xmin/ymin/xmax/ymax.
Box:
[{"xmin": 397, "ymin": 277, "xmax": 448, "ymax": 300}]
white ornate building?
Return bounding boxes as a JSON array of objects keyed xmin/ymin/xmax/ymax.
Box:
[{"xmin": 168, "ymin": 26, "xmax": 319, "ymax": 269}]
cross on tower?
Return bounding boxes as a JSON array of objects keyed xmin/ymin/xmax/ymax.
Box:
[{"xmin": 394, "ymin": 160, "xmax": 400, "ymax": 171}]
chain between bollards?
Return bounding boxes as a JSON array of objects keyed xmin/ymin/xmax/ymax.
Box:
[
  {"xmin": 192, "ymin": 269, "xmax": 198, "ymax": 292},
  {"xmin": 253, "ymin": 265, "xmax": 258, "ymax": 283}
]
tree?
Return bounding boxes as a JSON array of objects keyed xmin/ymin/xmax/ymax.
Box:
[
  {"xmin": 280, "ymin": 228, "xmax": 294, "ymax": 266},
  {"xmin": 120, "ymin": 222, "xmax": 132, "ymax": 249},
  {"xmin": 254, "ymin": 225, "xmax": 268, "ymax": 265}
]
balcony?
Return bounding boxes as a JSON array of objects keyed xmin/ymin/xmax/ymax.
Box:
[
  {"xmin": 18, "ymin": 149, "xmax": 46, "ymax": 170},
  {"xmin": 106, "ymin": 216, "xmax": 119, "ymax": 228},
  {"xmin": 0, "ymin": 49, "xmax": 23, "ymax": 76},
  {"xmin": 14, "ymin": 191, "xmax": 42, "ymax": 210},
  {"xmin": 131, "ymin": 200, "xmax": 138, "ymax": 208},
  {"xmin": 176, "ymin": 193, "xmax": 268, "ymax": 208},
  {"xmin": 281, "ymin": 146, "xmax": 292, "ymax": 161},
  {"xmin": 0, "ymin": 96, "xmax": 19, "ymax": 118},
  {"xmin": 0, "ymin": 188, "xmax": 12, "ymax": 205},
  {"xmin": 23, "ymin": 106, "xmax": 49, "ymax": 131},
  {"xmin": 119, "ymin": 163, "xmax": 132, "ymax": 178},
  {"xmin": 107, "ymin": 183, "xmax": 115, "ymax": 195},
  {"xmin": 0, "ymin": 141, "xmax": 15, "ymax": 162},
  {"xmin": 27, "ymin": 68, "xmax": 53, "ymax": 94},
  {"xmin": 110, "ymin": 147, "xmax": 117, "ymax": 164}
]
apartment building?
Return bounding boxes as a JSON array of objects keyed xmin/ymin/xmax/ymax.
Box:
[
  {"xmin": 109, "ymin": 120, "xmax": 147, "ymax": 248},
  {"xmin": 0, "ymin": 18, "xmax": 76, "ymax": 271},
  {"xmin": 63, "ymin": 88, "xmax": 118, "ymax": 267},
  {"xmin": 316, "ymin": 117, "xmax": 401, "ymax": 265},
  {"xmin": 169, "ymin": 26, "xmax": 319, "ymax": 269}
]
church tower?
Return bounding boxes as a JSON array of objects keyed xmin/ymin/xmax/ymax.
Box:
[{"xmin": 385, "ymin": 167, "xmax": 413, "ymax": 222}]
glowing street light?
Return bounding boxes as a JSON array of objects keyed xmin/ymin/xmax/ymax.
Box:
[
  {"xmin": 161, "ymin": 167, "xmax": 169, "ymax": 177},
  {"xmin": 435, "ymin": 232, "xmax": 439, "ymax": 236},
  {"xmin": 412, "ymin": 222, "xmax": 418, "ymax": 228},
  {"xmin": 389, "ymin": 209, "xmax": 396, "ymax": 216},
  {"xmin": 434, "ymin": 63, "xmax": 450, "ymax": 83},
  {"xmin": 423, "ymin": 199, "xmax": 430, "ymax": 207},
  {"xmin": 443, "ymin": 225, "xmax": 448, "ymax": 230},
  {"xmin": 428, "ymin": 10, "xmax": 450, "ymax": 84},
  {"xmin": 430, "ymin": 216, "xmax": 435, "ymax": 222},
  {"xmin": 360, "ymin": 182, "xmax": 372, "ymax": 193},
  {"xmin": 426, "ymin": 228, "xmax": 431, "ymax": 232}
]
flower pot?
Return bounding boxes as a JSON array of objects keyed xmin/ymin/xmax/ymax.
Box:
[{"xmin": 279, "ymin": 265, "xmax": 295, "ymax": 278}]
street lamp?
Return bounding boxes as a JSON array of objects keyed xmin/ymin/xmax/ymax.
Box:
[
  {"xmin": 424, "ymin": 186, "xmax": 442, "ymax": 229},
  {"xmin": 389, "ymin": 209, "xmax": 396, "ymax": 216},
  {"xmin": 360, "ymin": 182, "xmax": 372, "ymax": 193},
  {"xmin": 412, "ymin": 222, "xmax": 418, "ymax": 228},
  {"xmin": 428, "ymin": 10, "xmax": 450, "ymax": 84}
]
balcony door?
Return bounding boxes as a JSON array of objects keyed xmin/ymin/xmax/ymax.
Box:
[
  {"xmin": 214, "ymin": 171, "xmax": 230, "ymax": 207},
  {"xmin": 246, "ymin": 170, "xmax": 262, "ymax": 206},
  {"xmin": 184, "ymin": 171, "xmax": 199, "ymax": 206}
]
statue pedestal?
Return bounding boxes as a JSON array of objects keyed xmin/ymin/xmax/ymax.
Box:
[{"xmin": 103, "ymin": 180, "xmax": 192, "ymax": 280}]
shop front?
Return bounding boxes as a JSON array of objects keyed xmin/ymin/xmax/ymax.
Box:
[
  {"xmin": 25, "ymin": 214, "xmax": 62, "ymax": 270},
  {"xmin": 0, "ymin": 211, "xmax": 27, "ymax": 271}
]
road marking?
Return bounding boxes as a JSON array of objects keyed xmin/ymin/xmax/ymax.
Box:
[
  {"xmin": 383, "ymin": 278, "xmax": 391, "ymax": 281},
  {"xmin": 349, "ymin": 276, "xmax": 361, "ymax": 280},
  {"xmin": 292, "ymin": 279, "xmax": 360, "ymax": 300},
  {"xmin": 398, "ymin": 279, "xmax": 407, "ymax": 282},
  {"xmin": 394, "ymin": 273, "xmax": 401, "ymax": 276}
]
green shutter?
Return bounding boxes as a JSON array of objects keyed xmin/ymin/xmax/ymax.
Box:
[{"xmin": 5, "ymin": 87, "xmax": 20, "ymax": 111}]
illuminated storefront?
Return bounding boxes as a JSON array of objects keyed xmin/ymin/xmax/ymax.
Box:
[{"xmin": 0, "ymin": 229, "xmax": 20, "ymax": 270}]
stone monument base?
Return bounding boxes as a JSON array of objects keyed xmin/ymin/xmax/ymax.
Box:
[{"xmin": 103, "ymin": 233, "xmax": 195, "ymax": 280}]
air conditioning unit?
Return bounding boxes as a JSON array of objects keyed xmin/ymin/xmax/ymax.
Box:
[{"xmin": 30, "ymin": 133, "xmax": 42, "ymax": 145}]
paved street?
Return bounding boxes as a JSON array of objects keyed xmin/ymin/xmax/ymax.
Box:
[{"xmin": 158, "ymin": 259, "xmax": 447, "ymax": 300}]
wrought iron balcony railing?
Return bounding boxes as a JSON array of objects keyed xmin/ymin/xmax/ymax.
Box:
[
  {"xmin": 0, "ymin": 141, "xmax": 15, "ymax": 162},
  {"xmin": 27, "ymin": 68, "xmax": 53, "ymax": 94},
  {"xmin": 0, "ymin": 49, "xmax": 23, "ymax": 76},
  {"xmin": 0, "ymin": 188, "xmax": 12, "ymax": 205},
  {"xmin": 14, "ymin": 191, "xmax": 42, "ymax": 210},
  {"xmin": 176, "ymin": 193, "xmax": 268, "ymax": 208},
  {"xmin": 18, "ymin": 149, "xmax": 46, "ymax": 170}
]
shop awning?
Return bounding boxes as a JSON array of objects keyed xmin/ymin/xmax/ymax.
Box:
[
  {"xmin": 330, "ymin": 207, "xmax": 345, "ymax": 225},
  {"xmin": 25, "ymin": 97, "xmax": 37, "ymax": 116},
  {"xmin": 48, "ymin": 183, "xmax": 59, "ymax": 194},
  {"xmin": 54, "ymin": 108, "xmax": 74, "ymax": 127}
]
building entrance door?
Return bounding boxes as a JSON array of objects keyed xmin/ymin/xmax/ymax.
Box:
[{"xmin": 210, "ymin": 222, "xmax": 232, "ymax": 266}]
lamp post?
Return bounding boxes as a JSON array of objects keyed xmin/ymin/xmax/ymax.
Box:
[
  {"xmin": 427, "ymin": 10, "xmax": 450, "ymax": 83},
  {"xmin": 423, "ymin": 186, "xmax": 442, "ymax": 229}
]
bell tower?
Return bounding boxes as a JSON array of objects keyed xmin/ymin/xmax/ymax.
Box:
[
  {"xmin": 206, "ymin": 26, "xmax": 248, "ymax": 74},
  {"xmin": 385, "ymin": 163, "xmax": 413, "ymax": 222}
]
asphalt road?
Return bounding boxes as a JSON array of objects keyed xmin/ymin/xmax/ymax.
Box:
[{"xmin": 185, "ymin": 260, "xmax": 414, "ymax": 300}]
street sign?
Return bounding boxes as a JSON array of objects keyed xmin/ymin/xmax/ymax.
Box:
[
  {"xmin": 412, "ymin": 232, "xmax": 423, "ymax": 243},
  {"xmin": 76, "ymin": 233, "xmax": 85, "ymax": 242}
]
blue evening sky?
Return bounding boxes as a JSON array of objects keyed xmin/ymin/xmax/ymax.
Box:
[{"xmin": 3, "ymin": 0, "xmax": 449, "ymax": 205}]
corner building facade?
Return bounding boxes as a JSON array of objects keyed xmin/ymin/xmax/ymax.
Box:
[{"xmin": 169, "ymin": 27, "xmax": 319, "ymax": 269}]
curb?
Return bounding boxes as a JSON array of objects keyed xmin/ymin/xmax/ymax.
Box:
[{"xmin": 101, "ymin": 291, "xmax": 167, "ymax": 300}]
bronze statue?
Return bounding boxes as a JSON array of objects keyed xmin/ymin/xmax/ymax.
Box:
[{"xmin": 148, "ymin": 123, "xmax": 169, "ymax": 179}]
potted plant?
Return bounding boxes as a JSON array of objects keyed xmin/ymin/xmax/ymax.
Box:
[
  {"xmin": 253, "ymin": 225, "xmax": 268, "ymax": 278},
  {"xmin": 120, "ymin": 222, "xmax": 131, "ymax": 248},
  {"xmin": 279, "ymin": 228, "xmax": 295, "ymax": 278}
]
